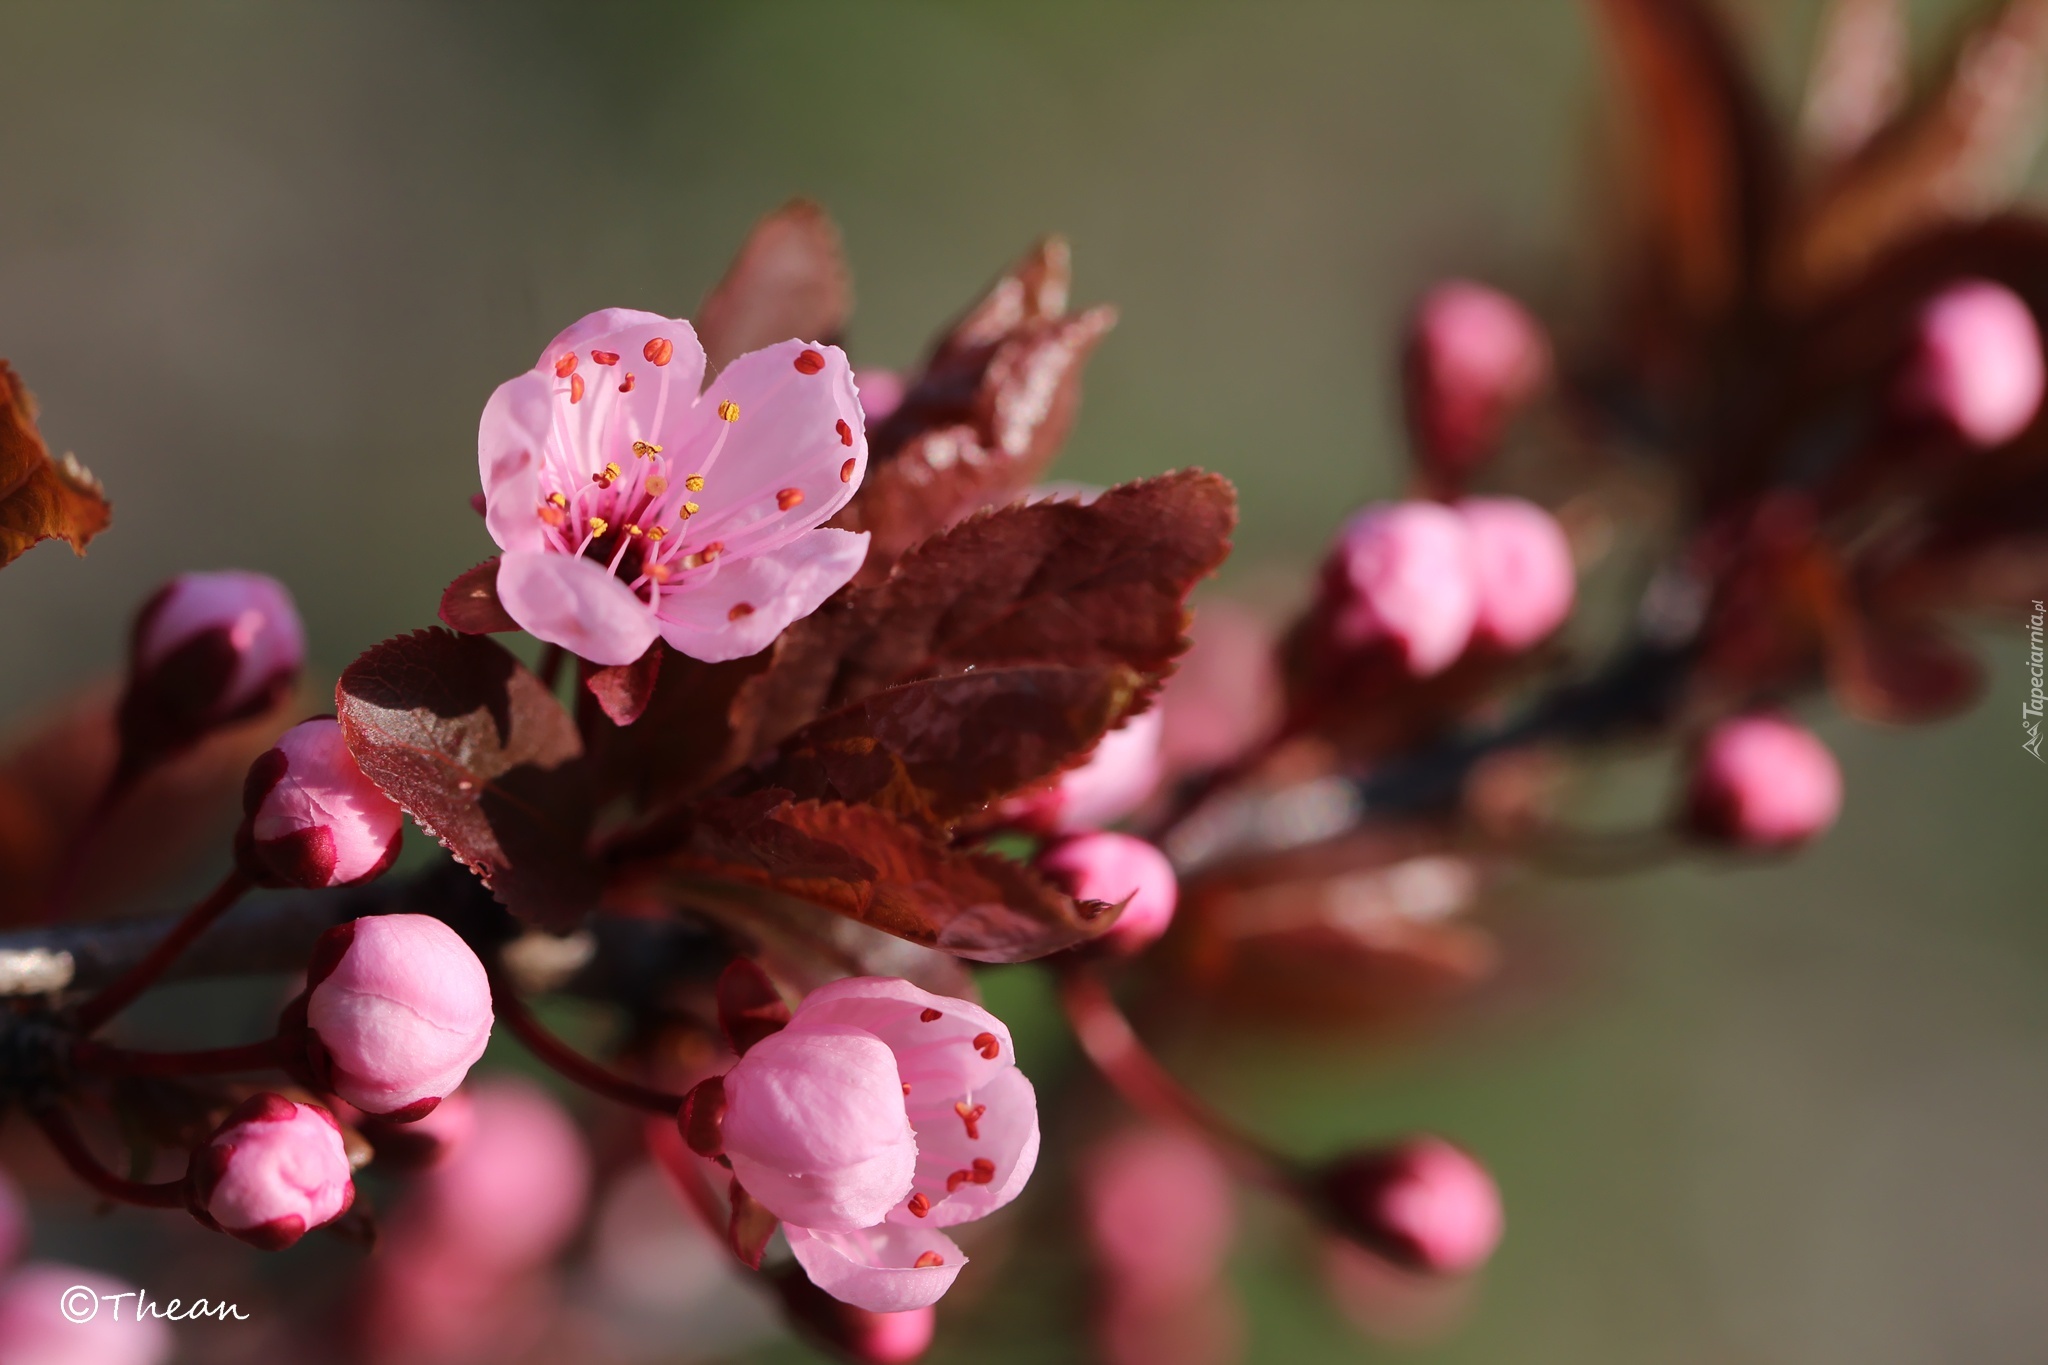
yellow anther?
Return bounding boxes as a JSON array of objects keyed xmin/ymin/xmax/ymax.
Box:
[
  {"xmin": 588, "ymin": 516, "xmax": 608, "ymax": 535},
  {"xmin": 645, "ymin": 476, "xmax": 669, "ymax": 496},
  {"xmin": 684, "ymin": 474, "xmax": 705, "ymax": 492},
  {"xmin": 680, "ymin": 501, "xmax": 700, "ymax": 517},
  {"xmin": 631, "ymin": 440, "xmax": 663, "ymax": 458},
  {"xmin": 593, "ymin": 462, "xmax": 621, "ymax": 488},
  {"xmin": 624, "ymin": 523, "xmax": 643, "ymax": 537},
  {"xmin": 647, "ymin": 563, "xmax": 673, "ymax": 583},
  {"xmin": 717, "ymin": 400, "xmax": 740, "ymax": 422},
  {"xmin": 645, "ymin": 526, "xmax": 668, "ymax": 541},
  {"xmin": 547, "ymin": 492, "xmax": 568, "ymax": 508}
]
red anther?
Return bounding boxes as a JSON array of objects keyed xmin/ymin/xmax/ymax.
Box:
[
  {"xmin": 776, "ymin": 487, "xmax": 805, "ymax": 512},
  {"xmin": 727, "ymin": 602, "xmax": 755, "ymax": 621},
  {"xmin": 701, "ymin": 541, "xmax": 725, "ymax": 560},
  {"xmin": 914, "ymin": 1251, "xmax": 945, "ymax": 1268},
  {"xmin": 902, "ymin": 1083, "xmax": 912, "ymax": 1096},
  {"xmin": 619, "ymin": 373, "xmax": 637, "ymax": 393},
  {"xmin": 840, "ymin": 457, "xmax": 857, "ymax": 482},
  {"xmin": 970, "ymin": 1158, "xmax": 995, "ymax": 1184},
  {"xmin": 946, "ymin": 1169, "xmax": 970, "ymax": 1192},
  {"xmin": 554, "ymin": 352, "xmax": 578, "ymax": 378},
  {"xmin": 795, "ymin": 348, "xmax": 825, "ymax": 374},
  {"xmin": 591, "ymin": 349, "xmax": 619, "ymax": 365},
  {"xmin": 907, "ymin": 1192, "xmax": 932, "ymax": 1218},
  {"xmin": 971, "ymin": 1032, "xmax": 1000, "ymax": 1060},
  {"xmin": 644, "ymin": 337, "xmax": 674, "ymax": 366},
  {"xmin": 836, "ymin": 418, "xmax": 853, "ymax": 446},
  {"xmin": 569, "ymin": 373, "xmax": 585, "ymax": 404},
  {"xmin": 919, "ymin": 1008, "xmax": 943, "ymax": 1023},
  {"xmin": 954, "ymin": 1101, "xmax": 985, "ymax": 1141}
]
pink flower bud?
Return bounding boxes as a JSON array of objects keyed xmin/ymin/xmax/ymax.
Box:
[
  {"xmin": 237, "ymin": 718, "xmax": 403, "ymax": 888},
  {"xmin": 1317, "ymin": 1137, "xmax": 1502, "ymax": 1276},
  {"xmin": 1457, "ymin": 497, "xmax": 1575, "ymax": 652},
  {"xmin": 118, "ymin": 571, "xmax": 305, "ymax": 777},
  {"xmin": 720, "ymin": 978, "xmax": 1041, "ymax": 1313},
  {"xmin": 189, "ymin": 1094, "xmax": 354, "ymax": 1250},
  {"xmin": 857, "ymin": 368, "xmax": 907, "ymax": 426},
  {"xmin": 1403, "ymin": 282, "xmax": 1549, "ymax": 475},
  {"xmin": 1037, "ymin": 833, "xmax": 1179, "ymax": 956},
  {"xmin": 1318, "ymin": 502, "xmax": 1478, "ymax": 676},
  {"xmin": 772, "ymin": 1269, "xmax": 937, "ymax": 1363},
  {"xmin": 1685, "ymin": 714, "xmax": 1843, "ymax": 849},
  {"xmin": 1899, "ymin": 278, "xmax": 2045, "ymax": 447},
  {"xmin": 304, "ymin": 914, "xmax": 493, "ymax": 1119},
  {"xmin": 1083, "ymin": 1127, "xmax": 1236, "ymax": 1303},
  {"xmin": 0, "ymin": 1264, "xmax": 172, "ymax": 1365},
  {"xmin": 404, "ymin": 1078, "xmax": 592, "ymax": 1272},
  {"xmin": 1057, "ymin": 708, "xmax": 1166, "ymax": 832},
  {"xmin": 1159, "ymin": 603, "xmax": 1282, "ymax": 776}
]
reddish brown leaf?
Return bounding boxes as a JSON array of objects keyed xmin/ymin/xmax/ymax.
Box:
[
  {"xmin": 337, "ymin": 630, "xmax": 598, "ymax": 930},
  {"xmin": 697, "ymin": 200, "xmax": 852, "ymax": 375},
  {"xmin": 834, "ymin": 238, "xmax": 1117, "ymax": 578},
  {"xmin": 663, "ymin": 797, "xmax": 1116, "ymax": 962},
  {"xmin": 735, "ymin": 471, "xmax": 1237, "ymax": 757},
  {"xmin": 728, "ymin": 665, "xmax": 1139, "ymax": 832},
  {"xmin": 438, "ymin": 558, "xmax": 519, "ymax": 635},
  {"xmin": 586, "ymin": 649, "xmax": 770, "ymax": 807},
  {"xmin": 715, "ymin": 958, "xmax": 791, "ymax": 1056},
  {"xmin": 728, "ymin": 1177, "xmax": 778, "ymax": 1269},
  {"xmin": 0, "ymin": 362, "xmax": 111, "ymax": 570},
  {"xmin": 584, "ymin": 643, "xmax": 663, "ymax": 727}
]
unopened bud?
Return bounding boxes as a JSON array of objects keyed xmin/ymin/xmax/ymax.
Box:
[
  {"xmin": 188, "ymin": 1094, "xmax": 354, "ymax": 1250},
  {"xmin": 1403, "ymin": 281, "xmax": 1549, "ymax": 477},
  {"xmin": 1036, "ymin": 833, "xmax": 1179, "ymax": 956},
  {"xmin": 1315, "ymin": 1137, "xmax": 1502, "ymax": 1276},
  {"xmin": 1315, "ymin": 502, "xmax": 1478, "ymax": 677},
  {"xmin": 302, "ymin": 914, "xmax": 493, "ymax": 1119},
  {"xmin": 236, "ymin": 718, "xmax": 403, "ymax": 888},
  {"xmin": 1457, "ymin": 496, "xmax": 1575, "ymax": 653},
  {"xmin": 1898, "ymin": 278, "xmax": 2045, "ymax": 448},
  {"xmin": 1684, "ymin": 714, "xmax": 1842, "ymax": 849}
]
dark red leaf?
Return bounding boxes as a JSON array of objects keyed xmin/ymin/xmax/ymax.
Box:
[
  {"xmin": 734, "ymin": 471, "xmax": 1237, "ymax": 757},
  {"xmin": 659, "ymin": 796, "xmax": 1116, "ymax": 963},
  {"xmin": 834, "ymin": 238, "xmax": 1117, "ymax": 578},
  {"xmin": 658, "ymin": 880, "xmax": 978, "ymax": 1000},
  {"xmin": 438, "ymin": 558, "xmax": 519, "ymax": 635},
  {"xmin": 0, "ymin": 362, "xmax": 110, "ymax": 570},
  {"xmin": 697, "ymin": 200, "xmax": 852, "ymax": 375},
  {"xmin": 1829, "ymin": 613, "xmax": 1985, "ymax": 723},
  {"xmin": 728, "ymin": 1177, "xmax": 778, "ymax": 1269},
  {"xmin": 337, "ymin": 630, "xmax": 598, "ymax": 930},
  {"xmin": 715, "ymin": 959, "xmax": 791, "ymax": 1056},
  {"xmin": 584, "ymin": 643, "xmax": 663, "ymax": 727},
  {"xmin": 586, "ymin": 650, "xmax": 770, "ymax": 807}
]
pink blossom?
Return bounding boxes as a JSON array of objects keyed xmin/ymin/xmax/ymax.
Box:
[
  {"xmin": 1037, "ymin": 833, "xmax": 1179, "ymax": 956},
  {"xmin": 1083, "ymin": 1126, "xmax": 1236, "ymax": 1303},
  {"xmin": 189, "ymin": 1094, "xmax": 354, "ymax": 1250},
  {"xmin": 238, "ymin": 718, "xmax": 404, "ymax": 888},
  {"xmin": 1686, "ymin": 714, "xmax": 1843, "ymax": 848},
  {"xmin": 1899, "ymin": 278, "xmax": 2045, "ymax": 447},
  {"xmin": 1054, "ymin": 707, "xmax": 1167, "ymax": 831},
  {"xmin": 479, "ymin": 310, "xmax": 872, "ymax": 666},
  {"xmin": 1318, "ymin": 1137, "xmax": 1502, "ymax": 1276},
  {"xmin": 1320, "ymin": 502, "xmax": 1478, "ymax": 676},
  {"xmin": 0, "ymin": 1264, "xmax": 172, "ymax": 1365},
  {"xmin": 718, "ymin": 977, "xmax": 1040, "ymax": 1313},
  {"xmin": 1403, "ymin": 281, "xmax": 1549, "ymax": 473},
  {"xmin": 1457, "ymin": 496, "xmax": 1575, "ymax": 652},
  {"xmin": 304, "ymin": 914, "xmax": 493, "ymax": 1119}
]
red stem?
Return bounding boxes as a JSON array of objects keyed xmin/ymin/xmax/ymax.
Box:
[
  {"xmin": 1056, "ymin": 963, "xmax": 1299, "ymax": 1191},
  {"xmin": 71, "ymin": 1035, "xmax": 291, "ymax": 1078},
  {"xmin": 74, "ymin": 869, "xmax": 254, "ymax": 1034},
  {"xmin": 33, "ymin": 1106, "xmax": 189, "ymax": 1209},
  {"xmin": 490, "ymin": 973, "xmax": 686, "ymax": 1115}
]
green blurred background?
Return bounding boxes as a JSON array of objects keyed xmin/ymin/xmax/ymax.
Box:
[{"xmin": 3, "ymin": 2, "xmax": 2047, "ymax": 1362}]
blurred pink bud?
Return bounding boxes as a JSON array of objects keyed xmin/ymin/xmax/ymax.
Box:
[
  {"xmin": 1319, "ymin": 502, "xmax": 1478, "ymax": 676},
  {"xmin": 1457, "ymin": 496, "xmax": 1575, "ymax": 652},
  {"xmin": 117, "ymin": 570, "xmax": 305, "ymax": 778},
  {"xmin": 1403, "ymin": 281, "xmax": 1549, "ymax": 474},
  {"xmin": 406, "ymin": 1076, "xmax": 592, "ymax": 1272},
  {"xmin": 0, "ymin": 1264, "xmax": 172, "ymax": 1365},
  {"xmin": 189, "ymin": 1094, "xmax": 353, "ymax": 1250},
  {"xmin": 1082, "ymin": 1127, "xmax": 1236, "ymax": 1303},
  {"xmin": 1899, "ymin": 278, "xmax": 2045, "ymax": 447},
  {"xmin": 724, "ymin": 978, "xmax": 1040, "ymax": 1312},
  {"xmin": 773, "ymin": 1268, "xmax": 937, "ymax": 1363},
  {"xmin": 1057, "ymin": 708, "xmax": 1166, "ymax": 832},
  {"xmin": 1317, "ymin": 1137, "xmax": 1503, "ymax": 1276},
  {"xmin": 1037, "ymin": 833, "xmax": 1179, "ymax": 956},
  {"xmin": 304, "ymin": 914, "xmax": 493, "ymax": 1118},
  {"xmin": 857, "ymin": 368, "xmax": 907, "ymax": 426},
  {"xmin": 237, "ymin": 718, "xmax": 403, "ymax": 888},
  {"xmin": 1159, "ymin": 603, "xmax": 1282, "ymax": 776},
  {"xmin": 0, "ymin": 1165, "xmax": 26, "ymax": 1269},
  {"xmin": 1685, "ymin": 714, "xmax": 1843, "ymax": 849}
]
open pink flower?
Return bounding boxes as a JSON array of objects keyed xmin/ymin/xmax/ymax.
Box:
[
  {"xmin": 1685, "ymin": 713, "xmax": 1843, "ymax": 849},
  {"xmin": 189, "ymin": 1094, "xmax": 354, "ymax": 1250},
  {"xmin": 479, "ymin": 310, "xmax": 872, "ymax": 666},
  {"xmin": 1457, "ymin": 496, "xmax": 1575, "ymax": 652},
  {"xmin": 717, "ymin": 977, "xmax": 1040, "ymax": 1313},
  {"xmin": 238, "ymin": 718, "xmax": 404, "ymax": 888},
  {"xmin": 303, "ymin": 915, "xmax": 493, "ymax": 1119},
  {"xmin": 1899, "ymin": 278, "xmax": 2045, "ymax": 447},
  {"xmin": 1319, "ymin": 502, "xmax": 1478, "ymax": 676}
]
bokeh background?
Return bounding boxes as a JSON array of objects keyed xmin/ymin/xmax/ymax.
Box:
[{"xmin": 3, "ymin": 2, "xmax": 2047, "ymax": 1362}]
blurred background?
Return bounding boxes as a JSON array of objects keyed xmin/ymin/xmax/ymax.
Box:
[{"xmin": 3, "ymin": 1, "xmax": 2047, "ymax": 1361}]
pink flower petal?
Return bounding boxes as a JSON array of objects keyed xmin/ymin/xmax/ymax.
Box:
[
  {"xmin": 788, "ymin": 977, "xmax": 1014, "ymax": 1101},
  {"xmin": 655, "ymin": 528, "xmax": 868, "ymax": 663},
  {"xmin": 497, "ymin": 550, "xmax": 660, "ymax": 667},
  {"xmin": 479, "ymin": 371, "xmax": 558, "ymax": 556},
  {"xmin": 539, "ymin": 310, "xmax": 706, "ymax": 391},
  {"xmin": 784, "ymin": 1222, "xmax": 966, "ymax": 1314},
  {"xmin": 892, "ymin": 1065, "xmax": 1040, "ymax": 1228}
]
